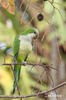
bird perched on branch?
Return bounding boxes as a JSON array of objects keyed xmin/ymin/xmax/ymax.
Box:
[{"xmin": 13, "ymin": 27, "xmax": 39, "ymax": 93}]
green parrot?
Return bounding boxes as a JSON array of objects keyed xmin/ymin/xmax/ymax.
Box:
[{"xmin": 13, "ymin": 27, "xmax": 39, "ymax": 93}]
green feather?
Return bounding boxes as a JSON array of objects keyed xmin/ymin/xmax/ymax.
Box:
[
  {"xmin": 13, "ymin": 36, "xmax": 20, "ymax": 55},
  {"xmin": 13, "ymin": 36, "xmax": 21, "ymax": 94},
  {"xmin": 13, "ymin": 58, "xmax": 21, "ymax": 94},
  {"xmin": 21, "ymin": 28, "xmax": 35, "ymax": 35}
]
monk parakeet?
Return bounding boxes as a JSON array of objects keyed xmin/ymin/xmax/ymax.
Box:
[{"xmin": 13, "ymin": 27, "xmax": 39, "ymax": 93}]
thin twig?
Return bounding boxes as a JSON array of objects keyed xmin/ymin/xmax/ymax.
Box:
[
  {"xmin": 0, "ymin": 81, "xmax": 66, "ymax": 99},
  {"xmin": 1, "ymin": 62, "xmax": 57, "ymax": 71}
]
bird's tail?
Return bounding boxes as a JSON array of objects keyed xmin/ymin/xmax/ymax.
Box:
[
  {"xmin": 12, "ymin": 64, "xmax": 21, "ymax": 94},
  {"xmin": 12, "ymin": 54, "xmax": 28, "ymax": 94}
]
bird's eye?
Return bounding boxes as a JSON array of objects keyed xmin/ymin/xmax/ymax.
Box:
[{"xmin": 34, "ymin": 31, "xmax": 36, "ymax": 34}]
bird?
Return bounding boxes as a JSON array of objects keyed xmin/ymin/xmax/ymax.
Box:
[{"xmin": 12, "ymin": 27, "xmax": 39, "ymax": 93}]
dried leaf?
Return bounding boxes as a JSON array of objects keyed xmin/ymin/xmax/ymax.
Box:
[{"xmin": 1, "ymin": 0, "xmax": 15, "ymax": 14}]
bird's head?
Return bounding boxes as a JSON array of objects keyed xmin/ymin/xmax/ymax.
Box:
[
  {"xmin": 29, "ymin": 28, "xmax": 39, "ymax": 39},
  {"xmin": 19, "ymin": 28, "xmax": 39, "ymax": 41},
  {"xmin": 33, "ymin": 28, "xmax": 39, "ymax": 35},
  {"xmin": 21, "ymin": 27, "xmax": 39, "ymax": 35},
  {"xmin": 19, "ymin": 28, "xmax": 39, "ymax": 53}
]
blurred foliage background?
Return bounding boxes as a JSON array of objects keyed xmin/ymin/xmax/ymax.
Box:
[{"xmin": 0, "ymin": 0, "xmax": 66, "ymax": 100}]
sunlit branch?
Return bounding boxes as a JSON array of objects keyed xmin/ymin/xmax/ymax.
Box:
[{"xmin": 0, "ymin": 81, "xmax": 66, "ymax": 99}]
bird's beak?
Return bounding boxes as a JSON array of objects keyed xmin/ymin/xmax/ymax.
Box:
[{"xmin": 33, "ymin": 34, "xmax": 39, "ymax": 39}]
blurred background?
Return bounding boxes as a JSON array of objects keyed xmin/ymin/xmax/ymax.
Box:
[{"xmin": 0, "ymin": 0, "xmax": 66, "ymax": 100}]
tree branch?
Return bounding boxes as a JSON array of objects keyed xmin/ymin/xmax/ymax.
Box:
[
  {"xmin": 1, "ymin": 62, "xmax": 57, "ymax": 71},
  {"xmin": 0, "ymin": 81, "xmax": 66, "ymax": 99}
]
